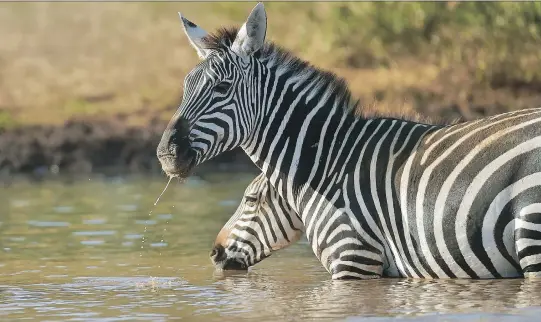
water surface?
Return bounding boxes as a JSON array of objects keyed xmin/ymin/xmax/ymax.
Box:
[{"xmin": 1, "ymin": 173, "xmax": 541, "ymax": 321}]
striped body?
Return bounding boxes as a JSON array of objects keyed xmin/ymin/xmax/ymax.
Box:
[
  {"xmin": 157, "ymin": 4, "xmax": 541, "ymax": 279},
  {"xmin": 221, "ymin": 108, "xmax": 541, "ymax": 279}
]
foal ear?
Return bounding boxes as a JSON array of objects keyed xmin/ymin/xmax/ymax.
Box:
[
  {"xmin": 231, "ymin": 2, "xmax": 267, "ymax": 57},
  {"xmin": 178, "ymin": 12, "xmax": 210, "ymax": 59}
]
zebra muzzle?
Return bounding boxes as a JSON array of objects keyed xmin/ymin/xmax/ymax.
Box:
[
  {"xmin": 210, "ymin": 245, "xmax": 248, "ymax": 271},
  {"xmin": 156, "ymin": 129, "xmax": 196, "ymax": 178},
  {"xmin": 210, "ymin": 245, "xmax": 226, "ymax": 263}
]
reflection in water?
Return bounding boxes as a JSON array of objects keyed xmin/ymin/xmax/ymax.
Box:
[
  {"xmin": 215, "ymin": 272, "xmax": 541, "ymax": 320},
  {"xmin": 0, "ymin": 174, "xmax": 541, "ymax": 321}
]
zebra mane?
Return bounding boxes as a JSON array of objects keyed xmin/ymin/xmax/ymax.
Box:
[
  {"xmin": 201, "ymin": 27, "xmax": 446, "ymax": 125},
  {"xmin": 201, "ymin": 27, "xmax": 360, "ymax": 114}
]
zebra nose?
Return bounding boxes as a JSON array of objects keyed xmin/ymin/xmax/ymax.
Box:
[
  {"xmin": 157, "ymin": 115, "xmax": 193, "ymax": 157},
  {"xmin": 210, "ymin": 245, "xmax": 226, "ymax": 263},
  {"xmin": 157, "ymin": 129, "xmax": 190, "ymax": 157}
]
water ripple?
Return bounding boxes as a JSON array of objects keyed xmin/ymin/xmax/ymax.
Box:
[
  {"xmin": 28, "ymin": 221, "xmax": 70, "ymax": 227},
  {"xmin": 135, "ymin": 220, "xmax": 156, "ymax": 225},
  {"xmin": 117, "ymin": 204, "xmax": 138, "ymax": 212},
  {"xmin": 124, "ymin": 234, "xmax": 143, "ymax": 240},
  {"xmin": 73, "ymin": 230, "xmax": 117, "ymax": 236},
  {"xmin": 83, "ymin": 219, "xmax": 107, "ymax": 225},
  {"xmin": 53, "ymin": 206, "xmax": 74, "ymax": 213},
  {"xmin": 218, "ymin": 200, "xmax": 238, "ymax": 207},
  {"xmin": 80, "ymin": 240, "xmax": 105, "ymax": 246}
]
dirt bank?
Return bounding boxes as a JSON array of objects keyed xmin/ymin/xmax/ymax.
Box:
[{"xmin": 0, "ymin": 115, "xmax": 255, "ymax": 180}]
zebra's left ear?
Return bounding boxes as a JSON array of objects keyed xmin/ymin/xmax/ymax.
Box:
[{"xmin": 231, "ymin": 3, "xmax": 267, "ymax": 57}]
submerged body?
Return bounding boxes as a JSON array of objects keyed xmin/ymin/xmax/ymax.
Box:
[{"xmin": 157, "ymin": 3, "xmax": 541, "ymax": 279}]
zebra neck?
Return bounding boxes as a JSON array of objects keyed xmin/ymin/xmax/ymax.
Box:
[
  {"xmin": 241, "ymin": 76, "xmax": 367, "ymax": 206},
  {"xmin": 242, "ymin": 66, "xmax": 440, "ymax": 207}
]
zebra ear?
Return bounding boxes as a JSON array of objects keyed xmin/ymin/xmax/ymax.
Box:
[
  {"xmin": 178, "ymin": 12, "xmax": 210, "ymax": 59},
  {"xmin": 231, "ymin": 2, "xmax": 267, "ymax": 57}
]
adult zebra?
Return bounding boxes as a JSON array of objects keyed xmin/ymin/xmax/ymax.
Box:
[{"xmin": 157, "ymin": 3, "xmax": 541, "ymax": 279}]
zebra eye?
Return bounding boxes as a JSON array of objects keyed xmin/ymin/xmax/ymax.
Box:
[
  {"xmin": 245, "ymin": 196, "xmax": 257, "ymax": 207},
  {"xmin": 215, "ymin": 81, "xmax": 231, "ymax": 95}
]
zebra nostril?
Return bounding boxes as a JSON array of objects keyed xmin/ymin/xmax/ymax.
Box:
[{"xmin": 210, "ymin": 245, "xmax": 226, "ymax": 262}]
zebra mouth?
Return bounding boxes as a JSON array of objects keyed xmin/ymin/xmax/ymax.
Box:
[
  {"xmin": 221, "ymin": 259, "xmax": 249, "ymax": 271},
  {"xmin": 157, "ymin": 153, "xmax": 196, "ymax": 179},
  {"xmin": 210, "ymin": 245, "xmax": 249, "ymax": 271},
  {"xmin": 212, "ymin": 257, "xmax": 249, "ymax": 271}
]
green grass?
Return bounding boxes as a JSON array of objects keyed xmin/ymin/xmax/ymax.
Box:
[
  {"xmin": 0, "ymin": 110, "xmax": 17, "ymax": 130},
  {"xmin": 283, "ymin": 2, "xmax": 541, "ymax": 86},
  {"xmin": 0, "ymin": 2, "xmax": 540, "ymax": 127}
]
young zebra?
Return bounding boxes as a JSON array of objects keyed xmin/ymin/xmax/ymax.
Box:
[
  {"xmin": 157, "ymin": 3, "xmax": 541, "ymax": 279},
  {"xmin": 211, "ymin": 173, "xmax": 303, "ymax": 271}
]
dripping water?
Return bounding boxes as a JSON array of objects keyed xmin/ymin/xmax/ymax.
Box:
[
  {"xmin": 159, "ymin": 204, "xmax": 173, "ymax": 257},
  {"xmin": 140, "ymin": 177, "xmax": 173, "ymax": 258},
  {"xmin": 154, "ymin": 177, "xmax": 173, "ymax": 207}
]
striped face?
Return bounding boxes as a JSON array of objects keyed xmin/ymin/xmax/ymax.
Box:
[
  {"xmin": 180, "ymin": 54, "xmax": 254, "ymax": 162},
  {"xmin": 157, "ymin": 4, "xmax": 268, "ymax": 178},
  {"xmin": 211, "ymin": 174, "xmax": 304, "ymax": 270}
]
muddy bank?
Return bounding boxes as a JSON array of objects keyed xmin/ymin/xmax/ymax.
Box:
[{"xmin": 0, "ymin": 116, "xmax": 256, "ymax": 180}]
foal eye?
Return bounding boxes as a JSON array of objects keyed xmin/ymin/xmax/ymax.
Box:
[
  {"xmin": 245, "ymin": 196, "xmax": 258, "ymax": 207},
  {"xmin": 215, "ymin": 81, "xmax": 231, "ymax": 95},
  {"xmin": 246, "ymin": 201, "xmax": 257, "ymax": 207}
]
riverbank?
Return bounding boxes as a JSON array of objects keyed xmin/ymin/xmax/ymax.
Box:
[{"xmin": 0, "ymin": 114, "xmax": 256, "ymax": 182}]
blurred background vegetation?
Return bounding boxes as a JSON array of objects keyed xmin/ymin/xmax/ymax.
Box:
[{"xmin": 0, "ymin": 1, "xmax": 540, "ymax": 129}]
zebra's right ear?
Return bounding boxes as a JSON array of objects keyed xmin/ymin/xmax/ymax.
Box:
[{"xmin": 178, "ymin": 13, "xmax": 210, "ymax": 59}]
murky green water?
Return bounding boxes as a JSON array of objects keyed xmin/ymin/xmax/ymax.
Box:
[{"xmin": 1, "ymin": 173, "xmax": 541, "ymax": 321}]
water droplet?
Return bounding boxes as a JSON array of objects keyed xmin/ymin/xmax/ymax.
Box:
[{"xmin": 50, "ymin": 164, "xmax": 59, "ymax": 174}]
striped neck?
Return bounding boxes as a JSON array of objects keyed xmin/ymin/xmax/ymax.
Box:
[{"xmin": 241, "ymin": 68, "xmax": 364, "ymax": 209}]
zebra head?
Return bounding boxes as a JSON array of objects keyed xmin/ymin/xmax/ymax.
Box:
[
  {"xmin": 211, "ymin": 174, "xmax": 304, "ymax": 270},
  {"xmin": 157, "ymin": 3, "xmax": 268, "ymax": 178}
]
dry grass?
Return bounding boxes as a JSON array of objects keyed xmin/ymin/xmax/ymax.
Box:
[
  {"xmin": 0, "ymin": 3, "xmax": 227, "ymax": 126},
  {"xmin": 0, "ymin": 2, "xmax": 540, "ymax": 128}
]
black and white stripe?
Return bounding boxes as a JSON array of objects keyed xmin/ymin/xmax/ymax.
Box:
[{"xmin": 158, "ymin": 3, "xmax": 541, "ymax": 279}]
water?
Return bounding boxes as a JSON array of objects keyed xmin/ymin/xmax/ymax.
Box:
[{"xmin": 1, "ymin": 173, "xmax": 541, "ymax": 321}]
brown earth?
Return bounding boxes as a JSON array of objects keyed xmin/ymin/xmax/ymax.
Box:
[{"xmin": 0, "ymin": 113, "xmax": 255, "ymax": 182}]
